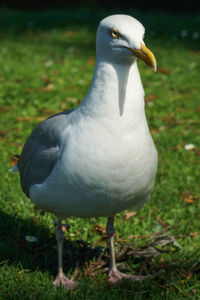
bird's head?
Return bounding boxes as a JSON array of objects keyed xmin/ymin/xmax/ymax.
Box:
[{"xmin": 96, "ymin": 14, "xmax": 157, "ymax": 72}]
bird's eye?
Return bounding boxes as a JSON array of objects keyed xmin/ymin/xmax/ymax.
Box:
[{"xmin": 110, "ymin": 28, "xmax": 120, "ymax": 39}]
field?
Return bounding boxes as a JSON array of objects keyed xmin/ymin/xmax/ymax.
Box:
[{"xmin": 0, "ymin": 9, "xmax": 199, "ymax": 299}]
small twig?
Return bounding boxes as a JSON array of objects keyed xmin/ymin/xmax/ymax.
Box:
[{"xmin": 149, "ymin": 225, "xmax": 177, "ymax": 240}]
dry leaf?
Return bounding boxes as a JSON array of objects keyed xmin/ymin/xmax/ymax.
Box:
[
  {"xmin": 16, "ymin": 116, "xmax": 44, "ymax": 122},
  {"xmin": 54, "ymin": 69, "xmax": 59, "ymax": 75},
  {"xmin": 30, "ymin": 216, "xmax": 40, "ymax": 225},
  {"xmin": 61, "ymin": 102, "xmax": 66, "ymax": 110},
  {"xmin": 46, "ymin": 83, "xmax": 55, "ymax": 91},
  {"xmin": 145, "ymin": 94, "xmax": 157, "ymax": 103},
  {"xmin": 94, "ymin": 224, "xmax": 106, "ymax": 235},
  {"xmin": 67, "ymin": 97, "xmax": 78, "ymax": 103},
  {"xmin": 190, "ymin": 232, "xmax": 200, "ymax": 238},
  {"xmin": 0, "ymin": 129, "xmax": 8, "ymax": 142},
  {"xmin": 186, "ymin": 272, "xmax": 192, "ymax": 280},
  {"xmin": 25, "ymin": 88, "xmax": 35, "ymax": 93},
  {"xmin": 41, "ymin": 76, "xmax": 52, "ymax": 83},
  {"xmin": 39, "ymin": 83, "xmax": 55, "ymax": 92},
  {"xmin": 150, "ymin": 208, "xmax": 159, "ymax": 215},
  {"xmin": 13, "ymin": 78, "xmax": 23, "ymax": 83},
  {"xmin": 150, "ymin": 129, "xmax": 159, "ymax": 134},
  {"xmin": 41, "ymin": 108, "xmax": 61, "ymax": 115},
  {"xmin": 157, "ymin": 66, "xmax": 171, "ymax": 75},
  {"xmin": 0, "ymin": 106, "xmax": 9, "ymax": 112},
  {"xmin": 184, "ymin": 197, "xmax": 194, "ymax": 203},
  {"xmin": 87, "ymin": 57, "xmax": 95, "ymax": 66},
  {"xmin": 156, "ymin": 216, "xmax": 168, "ymax": 227},
  {"xmin": 61, "ymin": 225, "xmax": 67, "ymax": 232},
  {"xmin": 117, "ymin": 238, "xmax": 128, "ymax": 243},
  {"xmin": 124, "ymin": 210, "xmax": 137, "ymax": 220},
  {"xmin": 64, "ymin": 31, "xmax": 76, "ymax": 37},
  {"xmin": 0, "ymin": 129, "xmax": 8, "ymax": 137},
  {"xmin": 0, "ymin": 136, "xmax": 7, "ymax": 142},
  {"xmin": 11, "ymin": 154, "xmax": 20, "ymax": 167},
  {"xmin": 129, "ymin": 234, "xmax": 140, "ymax": 239},
  {"xmin": 41, "ymin": 108, "xmax": 54, "ymax": 114},
  {"xmin": 183, "ymin": 194, "xmax": 198, "ymax": 204},
  {"xmin": 194, "ymin": 149, "xmax": 200, "ymax": 156}
]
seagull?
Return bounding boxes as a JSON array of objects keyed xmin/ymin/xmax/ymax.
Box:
[{"xmin": 17, "ymin": 14, "xmax": 158, "ymax": 289}]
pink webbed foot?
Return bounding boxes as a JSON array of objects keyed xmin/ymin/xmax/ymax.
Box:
[
  {"xmin": 53, "ymin": 273, "xmax": 76, "ymax": 290},
  {"xmin": 108, "ymin": 269, "xmax": 147, "ymax": 283}
]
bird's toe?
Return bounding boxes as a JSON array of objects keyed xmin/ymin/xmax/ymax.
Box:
[
  {"xmin": 108, "ymin": 269, "xmax": 147, "ymax": 283},
  {"xmin": 53, "ymin": 274, "xmax": 76, "ymax": 290}
]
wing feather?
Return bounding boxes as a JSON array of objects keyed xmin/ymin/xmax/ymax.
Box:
[{"xmin": 18, "ymin": 111, "xmax": 72, "ymax": 197}]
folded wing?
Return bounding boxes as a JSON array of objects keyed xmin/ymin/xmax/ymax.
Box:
[{"xmin": 18, "ymin": 111, "xmax": 72, "ymax": 197}]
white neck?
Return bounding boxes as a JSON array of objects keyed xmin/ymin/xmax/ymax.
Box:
[{"xmin": 79, "ymin": 58, "xmax": 145, "ymax": 127}]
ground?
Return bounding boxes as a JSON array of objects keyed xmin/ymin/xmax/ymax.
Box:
[{"xmin": 0, "ymin": 9, "xmax": 199, "ymax": 299}]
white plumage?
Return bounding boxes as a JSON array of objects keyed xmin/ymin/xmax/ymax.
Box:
[{"xmin": 18, "ymin": 14, "xmax": 158, "ymax": 289}]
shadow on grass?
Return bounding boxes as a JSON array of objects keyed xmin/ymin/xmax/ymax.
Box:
[{"xmin": 0, "ymin": 209, "xmax": 104, "ymax": 277}]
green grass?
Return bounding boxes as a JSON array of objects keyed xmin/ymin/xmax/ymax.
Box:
[{"xmin": 0, "ymin": 9, "xmax": 200, "ymax": 299}]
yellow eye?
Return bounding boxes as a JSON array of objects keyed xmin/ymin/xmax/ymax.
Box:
[{"xmin": 110, "ymin": 28, "xmax": 120, "ymax": 39}]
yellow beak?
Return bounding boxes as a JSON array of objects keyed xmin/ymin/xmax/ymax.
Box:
[{"xmin": 129, "ymin": 43, "xmax": 157, "ymax": 72}]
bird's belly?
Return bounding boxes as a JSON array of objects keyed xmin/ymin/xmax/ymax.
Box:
[{"xmin": 30, "ymin": 130, "xmax": 157, "ymax": 218}]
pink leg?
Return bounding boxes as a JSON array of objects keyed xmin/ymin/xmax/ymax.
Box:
[
  {"xmin": 106, "ymin": 216, "xmax": 147, "ymax": 283},
  {"xmin": 53, "ymin": 218, "xmax": 76, "ymax": 290}
]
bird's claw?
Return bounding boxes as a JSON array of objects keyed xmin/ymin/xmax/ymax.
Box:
[
  {"xmin": 108, "ymin": 269, "xmax": 147, "ymax": 283},
  {"xmin": 53, "ymin": 273, "xmax": 76, "ymax": 290}
]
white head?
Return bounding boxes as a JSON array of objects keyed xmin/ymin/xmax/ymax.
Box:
[{"xmin": 96, "ymin": 14, "xmax": 157, "ymax": 71}]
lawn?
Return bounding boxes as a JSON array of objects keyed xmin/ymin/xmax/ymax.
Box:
[{"xmin": 0, "ymin": 9, "xmax": 200, "ymax": 300}]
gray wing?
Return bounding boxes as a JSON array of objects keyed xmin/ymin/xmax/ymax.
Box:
[{"xmin": 18, "ymin": 110, "xmax": 73, "ymax": 197}]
